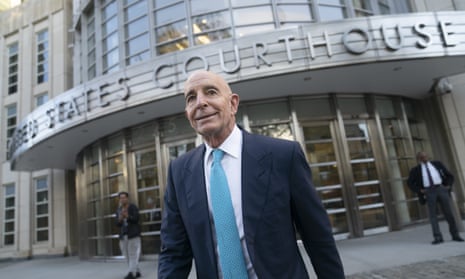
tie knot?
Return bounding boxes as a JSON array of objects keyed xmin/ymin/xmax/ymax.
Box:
[{"xmin": 212, "ymin": 149, "xmax": 224, "ymax": 163}]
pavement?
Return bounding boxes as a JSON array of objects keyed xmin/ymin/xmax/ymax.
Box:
[{"xmin": 1, "ymin": 221, "xmax": 465, "ymax": 278}]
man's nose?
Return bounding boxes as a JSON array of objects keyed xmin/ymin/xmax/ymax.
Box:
[{"xmin": 195, "ymin": 93, "xmax": 208, "ymax": 107}]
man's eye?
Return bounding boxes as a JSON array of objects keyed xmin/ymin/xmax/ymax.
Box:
[
  {"xmin": 186, "ymin": 95, "xmax": 195, "ymax": 104},
  {"xmin": 207, "ymin": 89, "xmax": 217, "ymax": 95},
  {"xmin": 186, "ymin": 97, "xmax": 194, "ymax": 105}
]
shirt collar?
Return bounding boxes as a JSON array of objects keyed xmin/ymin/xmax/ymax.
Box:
[{"xmin": 205, "ymin": 125, "xmax": 242, "ymax": 159}]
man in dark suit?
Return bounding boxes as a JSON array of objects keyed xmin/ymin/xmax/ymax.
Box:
[
  {"xmin": 407, "ymin": 151, "xmax": 464, "ymax": 245},
  {"xmin": 158, "ymin": 70, "xmax": 344, "ymax": 278}
]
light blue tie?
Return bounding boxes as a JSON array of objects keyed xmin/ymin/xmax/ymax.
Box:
[{"xmin": 210, "ymin": 149, "xmax": 248, "ymax": 279}]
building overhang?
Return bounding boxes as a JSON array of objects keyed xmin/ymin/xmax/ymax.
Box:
[{"xmin": 9, "ymin": 11, "xmax": 465, "ymax": 171}]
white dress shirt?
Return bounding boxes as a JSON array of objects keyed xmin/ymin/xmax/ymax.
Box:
[
  {"xmin": 204, "ymin": 125, "xmax": 257, "ymax": 279},
  {"xmin": 421, "ymin": 162, "xmax": 442, "ymax": 187}
]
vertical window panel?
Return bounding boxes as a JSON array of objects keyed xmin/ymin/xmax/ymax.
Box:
[
  {"xmin": 35, "ymin": 177, "xmax": 49, "ymax": 242},
  {"xmin": 190, "ymin": 0, "xmax": 232, "ymax": 46},
  {"xmin": 6, "ymin": 104, "xmax": 17, "ymax": 160},
  {"xmin": 154, "ymin": 0, "xmax": 189, "ymax": 54},
  {"xmin": 102, "ymin": 1, "xmax": 120, "ymax": 74},
  {"xmin": 277, "ymin": 4, "xmax": 313, "ymax": 24},
  {"xmin": 352, "ymin": 0, "xmax": 374, "ymax": 17},
  {"xmin": 154, "ymin": 0, "xmax": 188, "ymax": 56},
  {"xmin": 36, "ymin": 93, "xmax": 49, "ymax": 107},
  {"xmin": 86, "ymin": 8, "xmax": 96, "ymax": 79},
  {"xmin": 378, "ymin": 0, "xmax": 391, "ymax": 14},
  {"xmin": 318, "ymin": 0, "xmax": 347, "ymax": 21},
  {"xmin": 3, "ymin": 184, "xmax": 16, "ymax": 245},
  {"xmin": 7, "ymin": 42, "xmax": 19, "ymax": 95},
  {"xmin": 36, "ymin": 29, "xmax": 49, "ymax": 84},
  {"xmin": 154, "ymin": 1, "xmax": 186, "ymax": 25},
  {"xmin": 190, "ymin": 0, "xmax": 228, "ymax": 15},
  {"xmin": 125, "ymin": 0, "xmax": 150, "ymax": 65},
  {"xmin": 233, "ymin": 6, "xmax": 273, "ymax": 26}
]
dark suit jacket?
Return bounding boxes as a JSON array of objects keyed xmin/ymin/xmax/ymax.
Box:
[
  {"xmin": 158, "ymin": 130, "xmax": 344, "ymax": 278},
  {"xmin": 407, "ymin": 160, "xmax": 454, "ymax": 204}
]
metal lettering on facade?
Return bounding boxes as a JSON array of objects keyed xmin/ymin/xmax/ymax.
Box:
[
  {"xmin": 10, "ymin": 77, "xmax": 131, "ymax": 153},
  {"xmin": 8, "ymin": 16, "xmax": 465, "ymax": 160},
  {"xmin": 153, "ymin": 20, "xmax": 459, "ymax": 86}
]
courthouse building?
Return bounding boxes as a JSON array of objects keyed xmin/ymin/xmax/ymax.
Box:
[{"xmin": 1, "ymin": 0, "xmax": 465, "ymax": 260}]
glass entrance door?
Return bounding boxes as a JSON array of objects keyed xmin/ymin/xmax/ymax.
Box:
[
  {"xmin": 133, "ymin": 139, "xmax": 195, "ymax": 255},
  {"xmin": 303, "ymin": 120, "xmax": 388, "ymax": 239},
  {"xmin": 133, "ymin": 147, "xmax": 162, "ymax": 255},
  {"xmin": 343, "ymin": 120, "xmax": 388, "ymax": 235},
  {"xmin": 303, "ymin": 123, "xmax": 350, "ymax": 238},
  {"xmin": 134, "ymin": 138, "xmax": 196, "ymax": 255}
]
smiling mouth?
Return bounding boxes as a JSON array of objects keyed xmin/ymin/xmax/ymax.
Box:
[{"xmin": 195, "ymin": 112, "xmax": 217, "ymax": 121}]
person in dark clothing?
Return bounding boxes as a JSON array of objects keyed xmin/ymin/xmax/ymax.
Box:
[
  {"xmin": 116, "ymin": 191, "xmax": 142, "ymax": 279},
  {"xmin": 407, "ymin": 151, "xmax": 464, "ymax": 244}
]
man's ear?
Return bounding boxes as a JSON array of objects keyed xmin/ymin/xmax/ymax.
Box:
[{"xmin": 230, "ymin": 93, "xmax": 240, "ymax": 113}]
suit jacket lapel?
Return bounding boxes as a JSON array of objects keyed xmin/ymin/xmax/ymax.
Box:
[
  {"xmin": 183, "ymin": 146, "xmax": 208, "ymax": 211},
  {"xmin": 241, "ymin": 131, "xmax": 272, "ymax": 249}
]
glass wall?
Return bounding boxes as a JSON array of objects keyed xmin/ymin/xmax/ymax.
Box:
[
  {"xmin": 76, "ymin": 0, "xmax": 411, "ymax": 82},
  {"xmin": 154, "ymin": 0, "xmax": 189, "ymax": 54},
  {"xmin": 124, "ymin": 0, "xmax": 150, "ymax": 65},
  {"xmin": 76, "ymin": 94, "xmax": 432, "ymax": 258},
  {"xmin": 101, "ymin": 0, "xmax": 120, "ymax": 74}
]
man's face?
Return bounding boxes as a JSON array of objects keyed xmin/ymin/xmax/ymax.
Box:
[
  {"xmin": 418, "ymin": 152, "xmax": 428, "ymax": 163},
  {"xmin": 119, "ymin": 194, "xmax": 128, "ymax": 206},
  {"xmin": 184, "ymin": 71, "xmax": 239, "ymax": 145}
]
